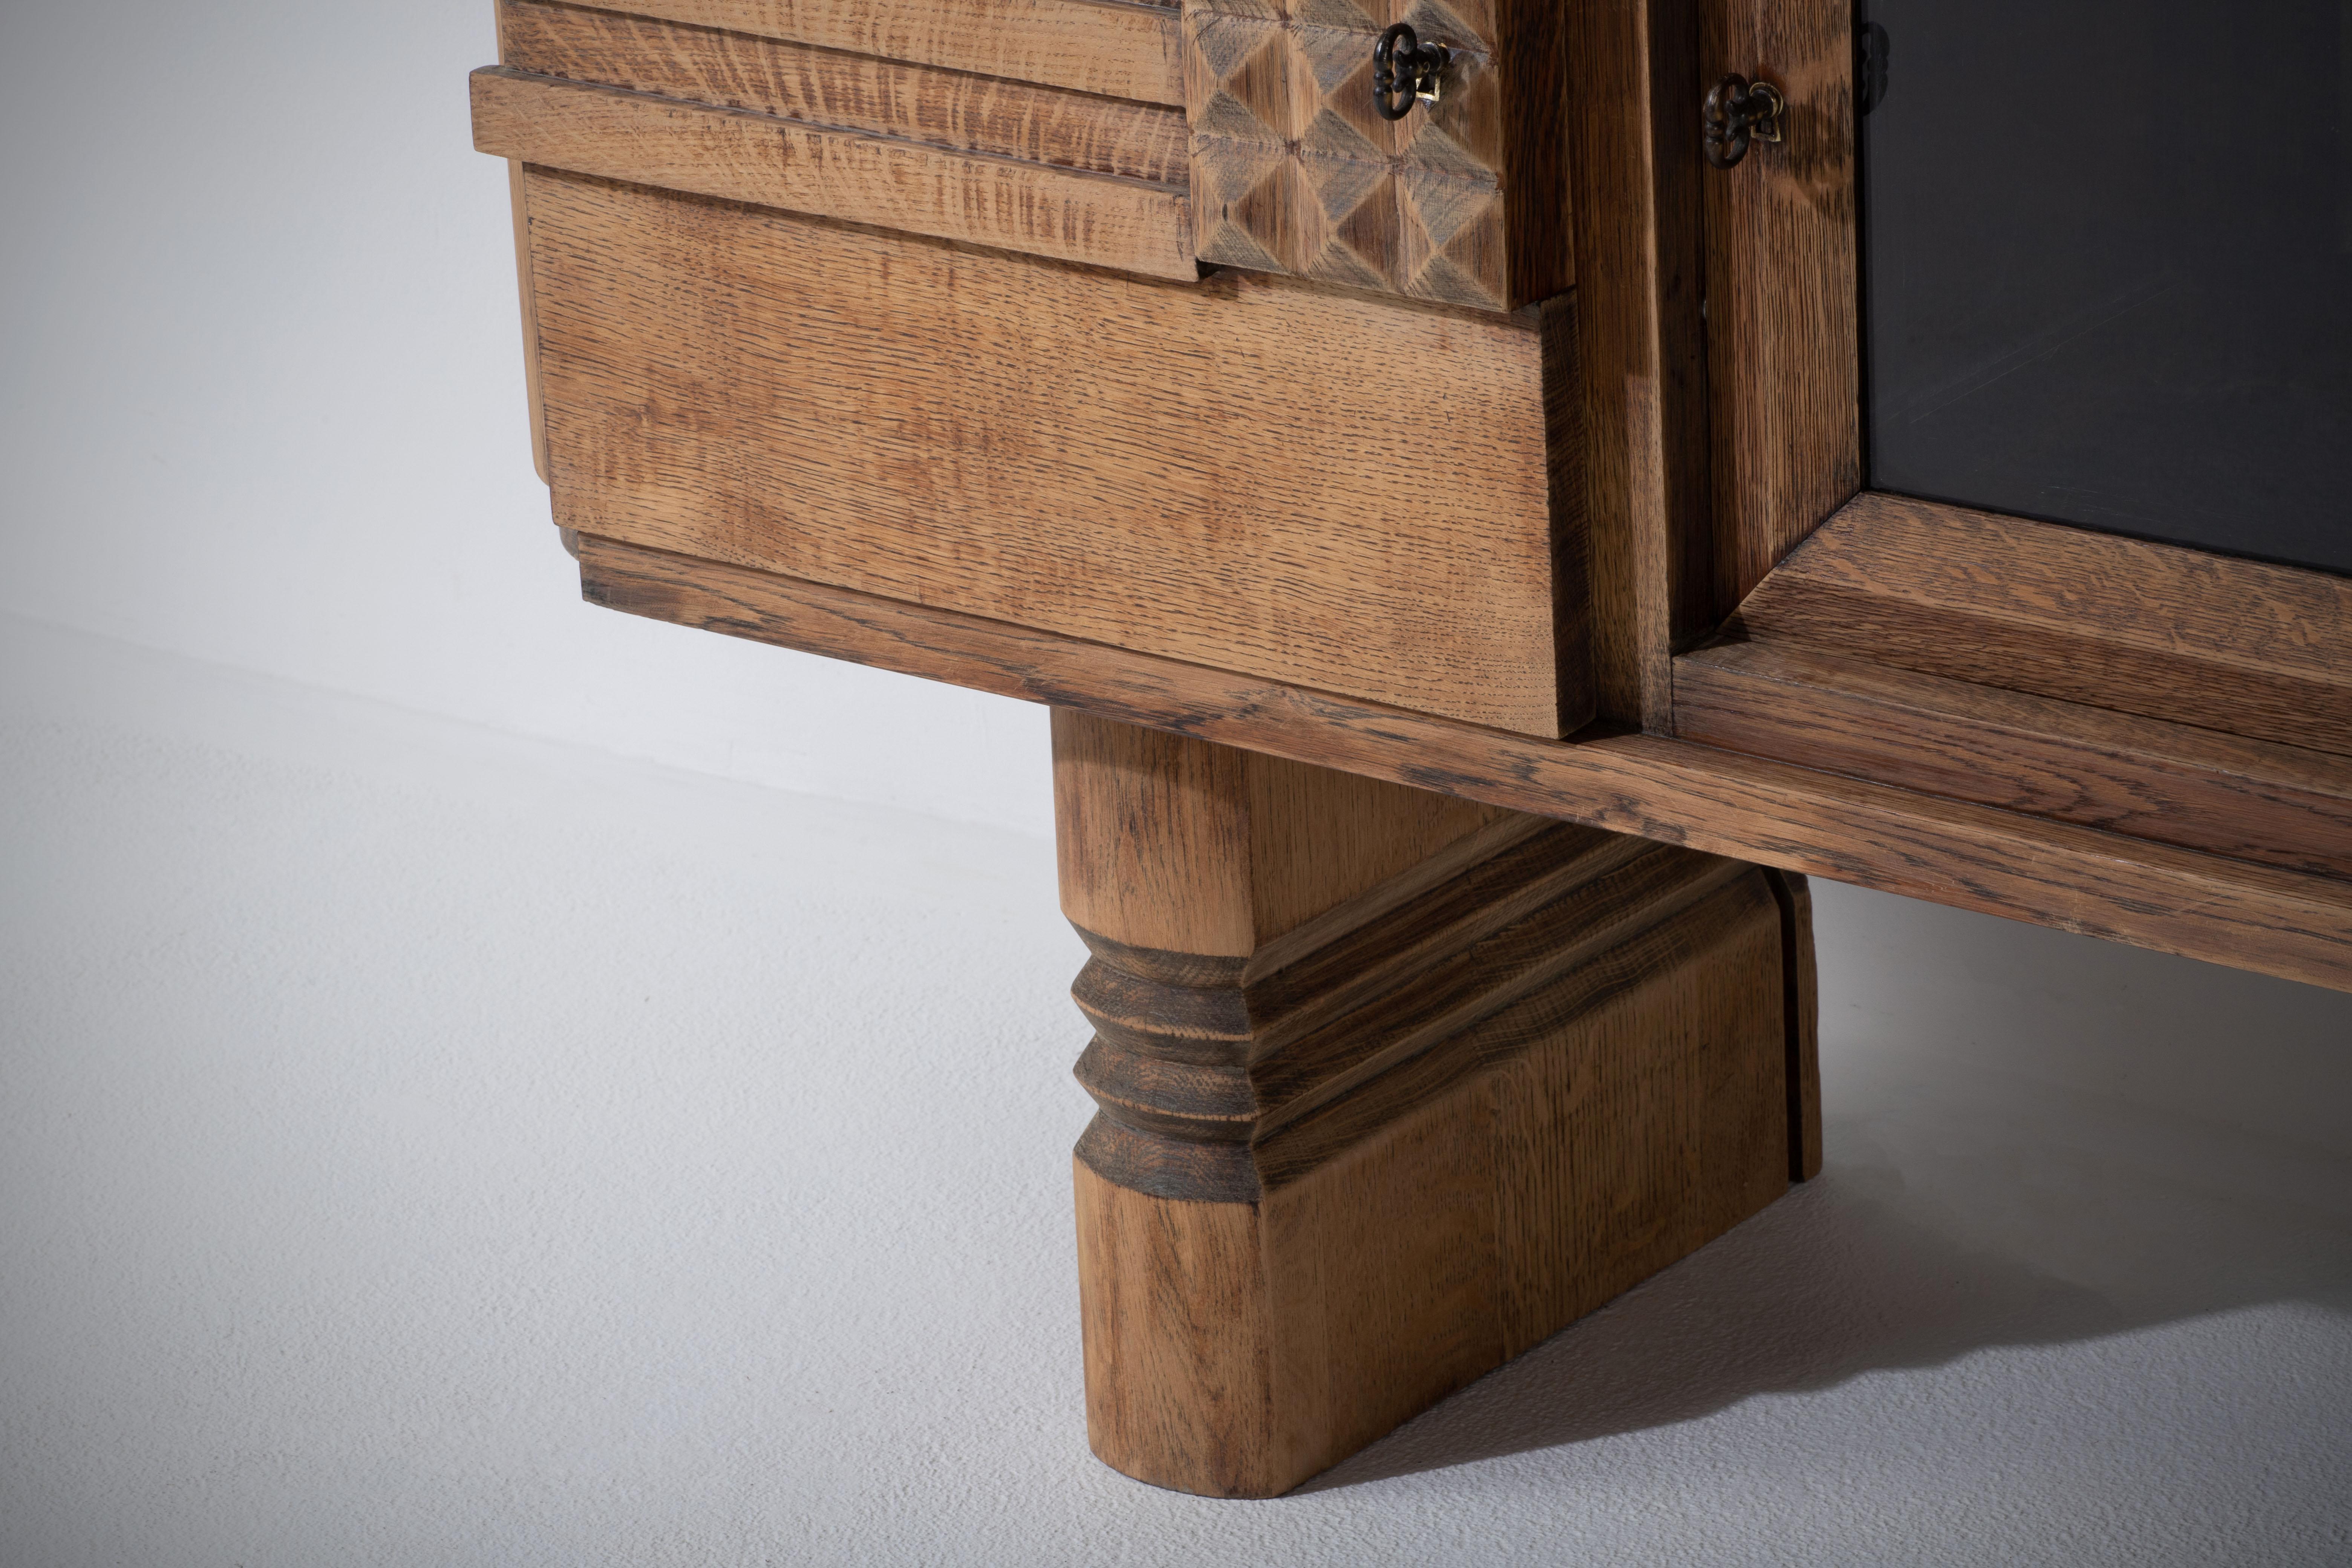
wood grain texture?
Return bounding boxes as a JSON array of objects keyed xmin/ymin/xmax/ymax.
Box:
[
  {"xmin": 1731, "ymin": 493, "xmax": 2352, "ymax": 757},
  {"xmin": 530, "ymin": 170, "xmax": 1586, "ymax": 734},
  {"xmin": 1055, "ymin": 710, "xmax": 1254, "ymax": 957},
  {"xmin": 577, "ymin": 535, "xmax": 2352, "ymax": 992},
  {"xmin": 1565, "ymin": 0, "xmax": 1712, "ymax": 726},
  {"xmin": 565, "ymin": 0, "xmax": 1186, "ymax": 105},
  {"xmin": 1057, "ymin": 713, "xmax": 1805, "ymax": 1493},
  {"xmin": 1181, "ymin": 0, "xmax": 1572, "ymax": 311},
  {"xmin": 1053, "ymin": 707, "xmax": 1514, "ymax": 960},
  {"xmin": 471, "ymin": 67, "xmax": 1194, "ymax": 278},
  {"xmin": 505, "ymin": 159, "xmax": 551, "ymax": 485},
  {"xmin": 1243, "ymin": 845, "xmax": 1751, "ymax": 1149},
  {"xmin": 497, "ymin": 0, "xmax": 1190, "ymax": 185},
  {"xmin": 1075, "ymin": 1165, "xmax": 1275, "ymax": 1492},
  {"xmin": 1676, "ymin": 639, "xmax": 2352, "ymax": 879},
  {"xmin": 1701, "ymin": 0, "xmax": 1860, "ymax": 611},
  {"xmin": 1482, "ymin": 871, "xmax": 1789, "ymax": 1356},
  {"xmin": 1067, "ymin": 853, "xmax": 1798, "ymax": 1495}
]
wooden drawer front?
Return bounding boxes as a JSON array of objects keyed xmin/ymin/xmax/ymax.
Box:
[
  {"xmin": 475, "ymin": 0, "xmax": 1192, "ymax": 279},
  {"xmin": 528, "ymin": 171, "xmax": 1585, "ymax": 736},
  {"xmin": 1185, "ymin": 0, "xmax": 1571, "ymax": 312}
]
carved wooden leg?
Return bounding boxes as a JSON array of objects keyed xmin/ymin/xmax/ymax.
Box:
[{"xmin": 1053, "ymin": 709, "xmax": 1822, "ymax": 1497}]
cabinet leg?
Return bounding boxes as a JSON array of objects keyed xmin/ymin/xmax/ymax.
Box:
[{"xmin": 1053, "ymin": 710, "xmax": 1820, "ymax": 1496}]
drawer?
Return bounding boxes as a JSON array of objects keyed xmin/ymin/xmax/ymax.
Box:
[{"xmin": 475, "ymin": 0, "xmax": 1588, "ymax": 736}]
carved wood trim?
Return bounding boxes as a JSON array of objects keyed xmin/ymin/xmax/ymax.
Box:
[
  {"xmin": 1055, "ymin": 710, "xmax": 1811, "ymax": 1496},
  {"xmin": 1067, "ymin": 824, "xmax": 1773, "ymax": 1203},
  {"xmin": 1180, "ymin": 0, "xmax": 1573, "ymax": 311}
]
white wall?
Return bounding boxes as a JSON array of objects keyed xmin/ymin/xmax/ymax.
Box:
[{"xmin": 0, "ymin": 0, "xmax": 1053, "ymax": 837}]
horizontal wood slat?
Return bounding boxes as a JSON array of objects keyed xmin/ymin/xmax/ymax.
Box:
[
  {"xmin": 1732, "ymin": 493, "xmax": 2352, "ymax": 756},
  {"xmin": 472, "ymin": 67, "xmax": 1193, "ymax": 278},
  {"xmin": 563, "ymin": 0, "xmax": 1185, "ymax": 105},
  {"xmin": 575, "ymin": 534, "xmax": 2352, "ymax": 995},
  {"xmin": 497, "ymin": 1, "xmax": 1189, "ymax": 186},
  {"xmin": 1675, "ymin": 640, "xmax": 2352, "ymax": 880},
  {"xmin": 529, "ymin": 171, "xmax": 1583, "ymax": 735}
]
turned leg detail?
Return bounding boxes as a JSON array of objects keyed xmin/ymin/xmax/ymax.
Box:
[{"xmin": 1053, "ymin": 710, "xmax": 1820, "ymax": 1497}]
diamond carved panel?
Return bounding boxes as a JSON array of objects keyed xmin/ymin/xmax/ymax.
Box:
[{"xmin": 1183, "ymin": 0, "xmax": 1526, "ymax": 311}]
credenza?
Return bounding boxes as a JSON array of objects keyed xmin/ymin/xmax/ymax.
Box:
[{"xmin": 472, "ymin": 0, "xmax": 2350, "ymax": 1496}]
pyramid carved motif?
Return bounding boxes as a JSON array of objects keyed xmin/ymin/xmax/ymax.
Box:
[{"xmin": 1182, "ymin": 0, "xmax": 1514, "ymax": 310}]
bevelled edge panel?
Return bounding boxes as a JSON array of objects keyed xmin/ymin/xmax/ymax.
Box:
[
  {"xmin": 1182, "ymin": 0, "xmax": 1571, "ymax": 311},
  {"xmin": 497, "ymin": 0, "xmax": 1190, "ymax": 187},
  {"xmin": 1674, "ymin": 639, "xmax": 2352, "ymax": 882},
  {"xmin": 554, "ymin": 0, "xmax": 1187, "ymax": 106},
  {"xmin": 471, "ymin": 67, "xmax": 1196, "ymax": 280},
  {"xmin": 529, "ymin": 170, "xmax": 1588, "ymax": 736},
  {"xmin": 1727, "ymin": 492, "xmax": 2352, "ymax": 758}
]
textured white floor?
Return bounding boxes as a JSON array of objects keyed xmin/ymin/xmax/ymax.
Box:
[{"xmin": 3, "ymin": 615, "xmax": 2349, "ymax": 1568}]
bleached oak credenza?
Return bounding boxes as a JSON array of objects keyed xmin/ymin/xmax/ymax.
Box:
[{"xmin": 472, "ymin": 0, "xmax": 2351, "ymax": 1496}]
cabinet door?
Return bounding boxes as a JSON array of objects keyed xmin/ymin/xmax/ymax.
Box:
[
  {"xmin": 472, "ymin": 0, "xmax": 1592, "ymax": 736},
  {"xmin": 1857, "ymin": 0, "xmax": 2351, "ymax": 577},
  {"xmin": 1679, "ymin": 0, "xmax": 2352, "ymax": 879}
]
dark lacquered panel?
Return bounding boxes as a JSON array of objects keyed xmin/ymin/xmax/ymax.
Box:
[{"xmin": 1859, "ymin": 0, "xmax": 2352, "ymax": 574}]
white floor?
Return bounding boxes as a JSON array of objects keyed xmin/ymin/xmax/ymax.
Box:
[{"xmin": 3, "ymin": 615, "xmax": 2349, "ymax": 1568}]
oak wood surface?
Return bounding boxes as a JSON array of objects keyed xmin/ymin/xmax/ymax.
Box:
[
  {"xmin": 578, "ymin": 534, "xmax": 2352, "ymax": 992},
  {"xmin": 563, "ymin": 0, "xmax": 1185, "ymax": 105},
  {"xmin": 497, "ymin": 0, "xmax": 1189, "ymax": 185},
  {"xmin": 1564, "ymin": 0, "xmax": 1711, "ymax": 726},
  {"xmin": 504, "ymin": 159, "xmax": 551, "ymax": 485},
  {"xmin": 1700, "ymin": 0, "xmax": 1860, "ymax": 611},
  {"xmin": 530, "ymin": 172, "xmax": 1585, "ymax": 734},
  {"xmin": 1075, "ymin": 1165, "xmax": 1275, "ymax": 1490},
  {"xmin": 1058, "ymin": 712, "xmax": 1807, "ymax": 1494},
  {"xmin": 1732, "ymin": 493, "xmax": 2352, "ymax": 757},
  {"xmin": 1052, "ymin": 708, "xmax": 1511, "ymax": 958},
  {"xmin": 471, "ymin": 67, "xmax": 1194, "ymax": 278},
  {"xmin": 1070, "ymin": 859, "xmax": 1796, "ymax": 1495},
  {"xmin": 1181, "ymin": 0, "xmax": 1573, "ymax": 312},
  {"xmin": 1244, "ymin": 845, "xmax": 1750, "ymax": 1144},
  {"xmin": 1676, "ymin": 639, "xmax": 2352, "ymax": 880}
]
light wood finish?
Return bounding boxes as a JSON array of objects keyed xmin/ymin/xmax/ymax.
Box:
[
  {"xmin": 577, "ymin": 536, "xmax": 2352, "ymax": 992},
  {"xmin": 505, "ymin": 159, "xmax": 550, "ymax": 485},
  {"xmin": 1053, "ymin": 709, "xmax": 1513, "ymax": 958},
  {"xmin": 494, "ymin": 0, "xmax": 550, "ymax": 482},
  {"xmin": 1730, "ymin": 493, "xmax": 2352, "ymax": 758},
  {"xmin": 470, "ymin": 67, "xmax": 1194, "ymax": 279},
  {"xmin": 528, "ymin": 171, "xmax": 1589, "ymax": 735},
  {"xmin": 570, "ymin": 0, "xmax": 1185, "ymax": 106},
  {"xmin": 1676, "ymin": 640, "xmax": 2352, "ymax": 880},
  {"xmin": 1563, "ymin": 0, "xmax": 1710, "ymax": 727},
  {"xmin": 1182, "ymin": 0, "xmax": 1572, "ymax": 312},
  {"xmin": 1700, "ymin": 0, "xmax": 1860, "ymax": 611},
  {"xmin": 1058, "ymin": 710, "xmax": 1808, "ymax": 1494},
  {"xmin": 498, "ymin": 0, "xmax": 1189, "ymax": 185}
]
